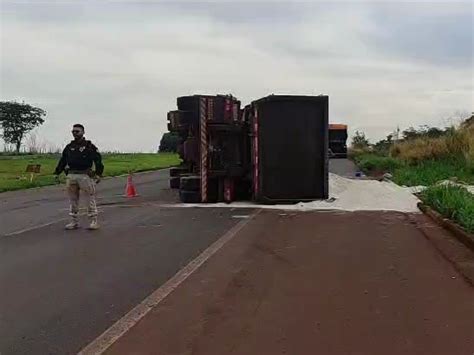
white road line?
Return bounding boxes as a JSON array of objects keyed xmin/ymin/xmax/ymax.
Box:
[
  {"xmin": 3, "ymin": 218, "xmax": 68, "ymax": 237},
  {"xmin": 78, "ymin": 210, "xmax": 260, "ymax": 355},
  {"xmin": 2, "ymin": 210, "xmax": 98, "ymax": 237}
]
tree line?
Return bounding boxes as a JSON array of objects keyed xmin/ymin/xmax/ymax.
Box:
[{"xmin": 351, "ymin": 118, "xmax": 472, "ymax": 155}]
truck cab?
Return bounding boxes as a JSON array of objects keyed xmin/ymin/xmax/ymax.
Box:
[{"xmin": 329, "ymin": 124, "xmax": 348, "ymax": 158}]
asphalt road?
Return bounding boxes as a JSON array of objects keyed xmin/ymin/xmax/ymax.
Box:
[
  {"xmin": 3, "ymin": 160, "xmax": 472, "ymax": 355},
  {"xmin": 0, "ymin": 170, "xmax": 177, "ymax": 236},
  {"xmin": 0, "ymin": 169, "xmax": 251, "ymax": 354},
  {"xmin": 108, "ymin": 211, "xmax": 474, "ymax": 355},
  {"xmin": 328, "ymin": 158, "xmax": 359, "ymax": 178}
]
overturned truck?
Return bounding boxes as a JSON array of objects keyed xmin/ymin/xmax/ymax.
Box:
[{"xmin": 167, "ymin": 94, "xmax": 329, "ymax": 204}]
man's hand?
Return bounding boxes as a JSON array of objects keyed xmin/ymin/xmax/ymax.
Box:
[{"xmin": 95, "ymin": 176, "xmax": 101, "ymax": 184}]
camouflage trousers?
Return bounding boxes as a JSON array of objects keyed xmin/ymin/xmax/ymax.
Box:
[{"xmin": 66, "ymin": 173, "xmax": 98, "ymax": 220}]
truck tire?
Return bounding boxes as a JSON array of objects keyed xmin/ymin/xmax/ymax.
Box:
[
  {"xmin": 180, "ymin": 176, "xmax": 200, "ymax": 191},
  {"xmin": 179, "ymin": 190, "xmax": 201, "ymax": 203},
  {"xmin": 169, "ymin": 167, "xmax": 188, "ymax": 177},
  {"xmin": 169, "ymin": 176, "xmax": 180, "ymax": 189}
]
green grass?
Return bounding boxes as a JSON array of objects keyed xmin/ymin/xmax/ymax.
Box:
[
  {"xmin": 392, "ymin": 159, "xmax": 474, "ymax": 186},
  {"xmin": 353, "ymin": 153, "xmax": 474, "ymax": 187},
  {"xmin": 421, "ymin": 185, "xmax": 474, "ymax": 233},
  {"xmin": 354, "ymin": 154, "xmax": 402, "ymax": 174},
  {"xmin": 0, "ymin": 153, "xmax": 180, "ymax": 193}
]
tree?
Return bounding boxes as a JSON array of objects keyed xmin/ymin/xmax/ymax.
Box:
[
  {"xmin": 402, "ymin": 127, "xmax": 420, "ymax": 141},
  {"xmin": 0, "ymin": 101, "xmax": 46, "ymax": 153},
  {"xmin": 158, "ymin": 132, "xmax": 180, "ymax": 153},
  {"xmin": 373, "ymin": 134, "xmax": 393, "ymax": 155},
  {"xmin": 461, "ymin": 113, "xmax": 474, "ymax": 128},
  {"xmin": 351, "ymin": 130, "xmax": 370, "ymax": 149},
  {"xmin": 425, "ymin": 127, "xmax": 445, "ymax": 138},
  {"xmin": 402, "ymin": 125, "xmax": 449, "ymax": 141}
]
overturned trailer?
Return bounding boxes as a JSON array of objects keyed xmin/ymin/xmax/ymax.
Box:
[
  {"xmin": 247, "ymin": 95, "xmax": 329, "ymax": 203},
  {"xmin": 167, "ymin": 94, "xmax": 329, "ymax": 204}
]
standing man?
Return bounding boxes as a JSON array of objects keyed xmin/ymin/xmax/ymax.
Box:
[{"xmin": 54, "ymin": 124, "xmax": 104, "ymax": 230}]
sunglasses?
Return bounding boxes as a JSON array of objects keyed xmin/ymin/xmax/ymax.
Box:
[{"xmin": 71, "ymin": 130, "xmax": 82, "ymax": 134}]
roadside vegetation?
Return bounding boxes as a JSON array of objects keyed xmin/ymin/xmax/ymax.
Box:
[
  {"xmin": 0, "ymin": 153, "xmax": 180, "ymax": 193},
  {"xmin": 351, "ymin": 114, "xmax": 474, "ymax": 232},
  {"xmin": 420, "ymin": 184, "xmax": 474, "ymax": 233},
  {"xmin": 354, "ymin": 154, "xmax": 474, "ymax": 186}
]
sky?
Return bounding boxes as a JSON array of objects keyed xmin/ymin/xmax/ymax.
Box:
[{"xmin": 0, "ymin": 0, "xmax": 473, "ymax": 152}]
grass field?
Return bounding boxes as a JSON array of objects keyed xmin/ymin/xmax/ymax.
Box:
[
  {"xmin": 0, "ymin": 153, "xmax": 180, "ymax": 193},
  {"xmin": 420, "ymin": 185, "xmax": 474, "ymax": 233},
  {"xmin": 393, "ymin": 159, "xmax": 474, "ymax": 186},
  {"xmin": 354, "ymin": 154, "xmax": 474, "ymax": 186}
]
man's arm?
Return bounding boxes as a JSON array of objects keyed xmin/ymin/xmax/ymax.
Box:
[
  {"xmin": 91, "ymin": 144, "xmax": 104, "ymax": 176},
  {"xmin": 54, "ymin": 146, "xmax": 68, "ymax": 175}
]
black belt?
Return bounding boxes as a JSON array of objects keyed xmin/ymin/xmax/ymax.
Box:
[{"xmin": 68, "ymin": 169, "xmax": 90, "ymax": 174}]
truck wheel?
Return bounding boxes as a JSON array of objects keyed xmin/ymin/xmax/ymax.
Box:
[
  {"xmin": 180, "ymin": 176, "xmax": 200, "ymax": 191},
  {"xmin": 169, "ymin": 177, "xmax": 180, "ymax": 189},
  {"xmin": 170, "ymin": 167, "xmax": 188, "ymax": 177},
  {"xmin": 179, "ymin": 190, "xmax": 201, "ymax": 203}
]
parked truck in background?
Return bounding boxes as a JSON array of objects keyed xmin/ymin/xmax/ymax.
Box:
[{"xmin": 329, "ymin": 124, "xmax": 348, "ymax": 158}]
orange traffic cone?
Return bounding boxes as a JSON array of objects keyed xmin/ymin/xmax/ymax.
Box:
[{"xmin": 125, "ymin": 174, "xmax": 138, "ymax": 198}]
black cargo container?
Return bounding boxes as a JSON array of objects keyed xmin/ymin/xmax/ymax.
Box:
[{"xmin": 249, "ymin": 95, "xmax": 329, "ymax": 204}]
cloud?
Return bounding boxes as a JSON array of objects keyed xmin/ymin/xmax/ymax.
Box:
[
  {"xmin": 0, "ymin": 1, "xmax": 472, "ymax": 151},
  {"xmin": 368, "ymin": 2, "xmax": 473, "ymax": 67}
]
